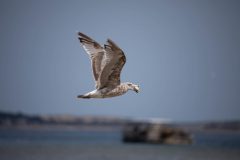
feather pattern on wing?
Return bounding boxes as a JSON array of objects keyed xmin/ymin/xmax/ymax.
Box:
[
  {"xmin": 78, "ymin": 32, "xmax": 126, "ymax": 90},
  {"xmin": 98, "ymin": 39, "xmax": 126, "ymax": 89},
  {"xmin": 78, "ymin": 32, "xmax": 105, "ymax": 88}
]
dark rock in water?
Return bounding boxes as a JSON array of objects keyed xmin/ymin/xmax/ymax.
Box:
[{"xmin": 122, "ymin": 122, "xmax": 192, "ymax": 144}]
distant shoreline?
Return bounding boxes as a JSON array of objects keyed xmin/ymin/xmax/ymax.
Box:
[{"xmin": 0, "ymin": 111, "xmax": 240, "ymax": 132}]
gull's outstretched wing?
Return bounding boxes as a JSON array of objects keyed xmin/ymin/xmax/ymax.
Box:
[
  {"xmin": 78, "ymin": 32, "xmax": 105, "ymax": 88},
  {"xmin": 98, "ymin": 39, "xmax": 126, "ymax": 89}
]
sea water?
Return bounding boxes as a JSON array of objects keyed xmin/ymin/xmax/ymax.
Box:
[{"xmin": 0, "ymin": 128, "xmax": 240, "ymax": 160}]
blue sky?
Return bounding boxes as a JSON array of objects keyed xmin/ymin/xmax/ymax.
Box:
[{"xmin": 0, "ymin": 0, "xmax": 240, "ymax": 121}]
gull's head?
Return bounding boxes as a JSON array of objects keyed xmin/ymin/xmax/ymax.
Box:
[{"xmin": 127, "ymin": 82, "xmax": 140, "ymax": 93}]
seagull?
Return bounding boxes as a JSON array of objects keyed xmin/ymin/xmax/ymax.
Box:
[{"xmin": 77, "ymin": 32, "xmax": 140, "ymax": 99}]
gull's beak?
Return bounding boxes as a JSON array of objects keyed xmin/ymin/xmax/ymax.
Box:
[{"xmin": 134, "ymin": 86, "xmax": 140, "ymax": 93}]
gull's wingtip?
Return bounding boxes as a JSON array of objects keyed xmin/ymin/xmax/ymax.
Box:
[
  {"xmin": 77, "ymin": 32, "xmax": 94, "ymax": 41},
  {"xmin": 78, "ymin": 32, "xmax": 84, "ymax": 37}
]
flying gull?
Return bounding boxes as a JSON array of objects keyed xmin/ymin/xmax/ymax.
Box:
[{"xmin": 77, "ymin": 32, "xmax": 140, "ymax": 99}]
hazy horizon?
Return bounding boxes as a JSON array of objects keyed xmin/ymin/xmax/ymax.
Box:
[{"xmin": 1, "ymin": 0, "xmax": 240, "ymax": 122}]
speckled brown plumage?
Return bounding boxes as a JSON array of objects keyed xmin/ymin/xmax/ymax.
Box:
[{"xmin": 77, "ymin": 32, "xmax": 139, "ymax": 99}]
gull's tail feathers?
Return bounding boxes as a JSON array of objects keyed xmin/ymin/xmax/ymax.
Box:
[{"xmin": 77, "ymin": 95, "xmax": 91, "ymax": 99}]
